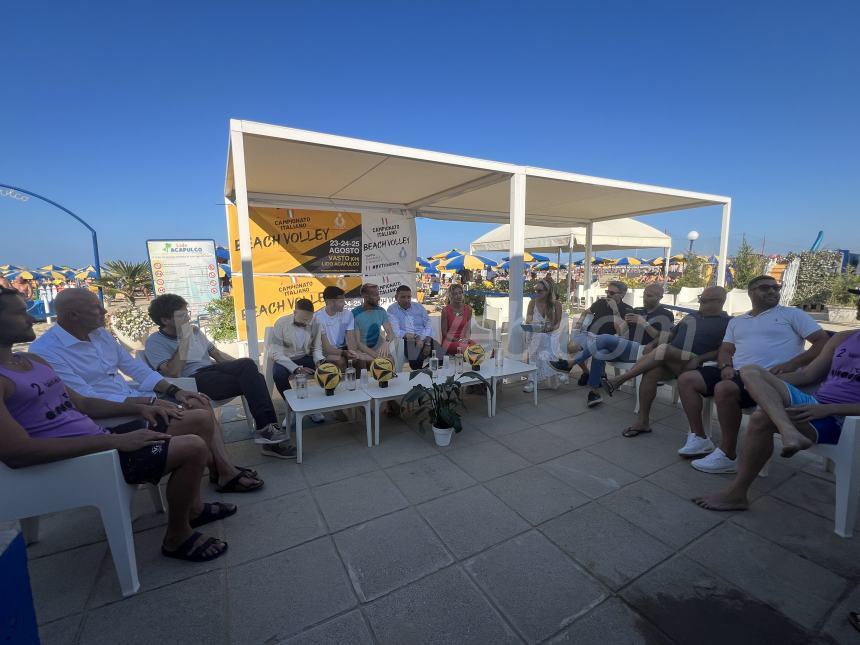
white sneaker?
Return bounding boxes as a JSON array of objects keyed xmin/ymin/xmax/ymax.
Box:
[
  {"xmin": 677, "ymin": 433, "xmax": 715, "ymax": 457},
  {"xmin": 310, "ymin": 413, "xmax": 325, "ymax": 423},
  {"xmin": 522, "ymin": 382, "xmax": 535, "ymax": 393},
  {"xmin": 691, "ymin": 448, "xmax": 737, "ymax": 474}
]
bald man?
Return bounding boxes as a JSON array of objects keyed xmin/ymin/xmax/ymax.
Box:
[
  {"xmin": 29, "ymin": 289, "xmax": 264, "ymax": 492},
  {"xmin": 607, "ymin": 286, "xmax": 731, "ymax": 440}
]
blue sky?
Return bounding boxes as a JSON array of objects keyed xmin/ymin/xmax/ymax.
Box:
[{"xmin": 2, "ymin": 1, "xmax": 857, "ymax": 268}]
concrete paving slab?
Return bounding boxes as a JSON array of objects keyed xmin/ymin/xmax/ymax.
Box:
[
  {"xmin": 541, "ymin": 503, "xmax": 674, "ymax": 591},
  {"xmin": 505, "ymin": 400, "xmax": 570, "ymax": 426},
  {"xmin": 300, "ymin": 443, "xmax": 380, "ymax": 487},
  {"xmin": 367, "ymin": 430, "xmax": 438, "ymax": 468},
  {"xmin": 732, "ymin": 495, "xmax": 860, "ymax": 579},
  {"xmin": 495, "ymin": 426, "xmax": 578, "ymax": 464},
  {"xmin": 81, "ymin": 570, "xmax": 228, "ymax": 645},
  {"xmin": 771, "ymin": 472, "xmax": 836, "ymax": 520},
  {"xmin": 223, "ymin": 489, "xmax": 326, "ymax": 567},
  {"xmin": 464, "ymin": 530, "xmax": 606, "ymax": 643},
  {"xmin": 225, "ymin": 438, "xmax": 271, "ymax": 468},
  {"xmin": 599, "ymin": 480, "xmax": 722, "ymax": 548},
  {"xmin": 463, "ymin": 408, "xmax": 532, "ymax": 436},
  {"xmin": 418, "ymin": 486, "xmax": 529, "ymax": 559},
  {"xmin": 333, "ymin": 508, "xmax": 453, "ymax": 601},
  {"xmin": 586, "ymin": 427, "xmax": 685, "ymax": 477},
  {"xmin": 538, "ymin": 416, "xmax": 616, "ymax": 450},
  {"xmin": 26, "ymin": 506, "xmax": 105, "ymax": 558},
  {"xmin": 546, "ymin": 391, "xmax": 593, "ymax": 416},
  {"xmin": 227, "ymin": 537, "xmax": 357, "ymax": 643},
  {"xmin": 445, "ymin": 441, "xmax": 530, "ymax": 482},
  {"xmin": 88, "ymin": 522, "xmax": 226, "ymax": 607},
  {"xmin": 546, "ymin": 597, "xmax": 673, "ymax": 644},
  {"xmin": 203, "ymin": 459, "xmax": 308, "ymax": 505},
  {"xmin": 38, "ymin": 613, "xmax": 81, "ymax": 645},
  {"xmin": 429, "ymin": 423, "xmax": 492, "ymax": 447},
  {"xmin": 29, "ymin": 541, "xmax": 106, "ymax": 624},
  {"xmin": 385, "ymin": 455, "xmax": 477, "ymax": 504},
  {"xmin": 485, "ymin": 466, "xmax": 589, "ymax": 525},
  {"xmin": 312, "ymin": 470, "xmax": 408, "ymax": 532},
  {"xmin": 540, "ymin": 450, "xmax": 638, "ymax": 499},
  {"xmin": 622, "ymin": 555, "xmax": 811, "ymax": 645},
  {"xmin": 566, "ymin": 402, "xmax": 642, "ymax": 431},
  {"xmin": 821, "ymin": 582, "xmax": 860, "ymax": 644},
  {"xmin": 684, "ymin": 523, "xmax": 847, "ymax": 630},
  {"xmin": 279, "ymin": 610, "xmax": 374, "ymax": 644},
  {"xmin": 364, "ymin": 566, "xmax": 520, "ymax": 645}
]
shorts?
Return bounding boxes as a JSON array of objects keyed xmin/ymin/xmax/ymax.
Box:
[
  {"xmin": 697, "ymin": 366, "xmax": 757, "ymax": 408},
  {"xmin": 782, "ymin": 383, "xmax": 844, "ymax": 445},
  {"xmin": 106, "ymin": 419, "xmax": 170, "ymax": 485}
]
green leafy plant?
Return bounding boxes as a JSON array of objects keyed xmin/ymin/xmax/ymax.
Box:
[
  {"xmin": 204, "ymin": 296, "xmax": 237, "ymax": 342},
  {"xmin": 401, "ymin": 369, "xmax": 493, "ymax": 432},
  {"xmin": 828, "ymin": 270, "xmax": 860, "ymax": 306},
  {"xmin": 110, "ymin": 306, "xmax": 153, "ymax": 340},
  {"xmin": 93, "ymin": 260, "xmax": 152, "ymax": 305},
  {"xmin": 732, "ymin": 236, "xmax": 767, "ymax": 289},
  {"xmin": 791, "ymin": 250, "xmax": 843, "ymax": 307},
  {"xmin": 618, "ymin": 276, "xmax": 645, "ymax": 289},
  {"xmin": 668, "ymin": 253, "xmax": 708, "ymax": 295},
  {"xmin": 463, "ymin": 292, "xmax": 486, "ymax": 316}
]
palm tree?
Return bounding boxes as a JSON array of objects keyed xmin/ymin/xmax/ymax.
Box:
[{"xmin": 94, "ymin": 260, "xmax": 152, "ymax": 306}]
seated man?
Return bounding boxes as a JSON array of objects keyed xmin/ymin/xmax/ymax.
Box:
[
  {"xmin": 551, "ymin": 283, "xmax": 672, "ymax": 408},
  {"xmin": 314, "ymin": 286, "xmax": 359, "ymax": 371},
  {"xmin": 606, "ymin": 286, "xmax": 730, "ymax": 439},
  {"xmin": 351, "ymin": 283, "xmax": 395, "ymax": 367},
  {"xmin": 0, "ymin": 287, "xmax": 230, "ymax": 562},
  {"xmin": 270, "ymin": 298, "xmax": 324, "ymax": 423},
  {"xmin": 678, "ymin": 275, "xmax": 830, "ymax": 471},
  {"xmin": 694, "ymin": 289, "xmax": 860, "ymax": 511},
  {"xmin": 30, "ymin": 289, "xmax": 264, "ymax": 489},
  {"xmin": 144, "ymin": 293, "xmax": 295, "ymax": 460},
  {"xmin": 387, "ymin": 285, "xmax": 439, "ymax": 370}
]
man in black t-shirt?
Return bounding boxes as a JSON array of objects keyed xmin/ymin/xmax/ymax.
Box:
[{"xmin": 552, "ymin": 283, "xmax": 673, "ymax": 407}]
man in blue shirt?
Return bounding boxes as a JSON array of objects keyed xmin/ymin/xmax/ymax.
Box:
[
  {"xmin": 351, "ymin": 283, "xmax": 395, "ymax": 369},
  {"xmin": 386, "ymin": 285, "xmax": 439, "ymax": 369}
]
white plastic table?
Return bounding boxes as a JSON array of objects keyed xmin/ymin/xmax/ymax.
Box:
[
  {"xmin": 360, "ymin": 372, "xmax": 430, "ymax": 445},
  {"xmin": 283, "ymin": 384, "xmax": 372, "ymax": 463},
  {"xmin": 478, "ymin": 358, "xmax": 538, "ymax": 416}
]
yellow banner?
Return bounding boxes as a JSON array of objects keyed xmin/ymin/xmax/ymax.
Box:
[
  {"xmin": 227, "ymin": 205, "xmax": 362, "ymax": 274},
  {"xmin": 231, "ymin": 275, "xmax": 362, "ymax": 340}
]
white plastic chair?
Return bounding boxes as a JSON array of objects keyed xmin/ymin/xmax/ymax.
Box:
[
  {"xmin": 0, "ymin": 450, "xmax": 165, "ymax": 597},
  {"xmin": 809, "ymin": 417, "xmax": 860, "ymax": 537}
]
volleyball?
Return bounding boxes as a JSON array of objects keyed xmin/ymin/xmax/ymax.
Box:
[
  {"xmin": 464, "ymin": 344, "xmax": 486, "ymax": 369},
  {"xmin": 315, "ymin": 362, "xmax": 342, "ymax": 394},
  {"xmin": 370, "ymin": 357, "xmax": 396, "ymax": 386}
]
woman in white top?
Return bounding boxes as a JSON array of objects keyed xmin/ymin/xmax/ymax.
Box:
[{"xmin": 524, "ymin": 278, "xmax": 564, "ymax": 392}]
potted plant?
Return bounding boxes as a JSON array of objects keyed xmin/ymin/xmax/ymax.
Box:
[
  {"xmin": 108, "ymin": 306, "xmax": 154, "ymax": 350},
  {"xmin": 401, "ymin": 369, "xmax": 492, "ymax": 446}
]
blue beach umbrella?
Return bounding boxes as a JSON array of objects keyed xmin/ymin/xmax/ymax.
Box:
[
  {"xmin": 215, "ymin": 246, "xmax": 230, "ymax": 262},
  {"xmin": 439, "ymin": 254, "xmax": 497, "ymax": 271}
]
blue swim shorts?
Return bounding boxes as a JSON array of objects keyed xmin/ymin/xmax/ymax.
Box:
[{"xmin": 782, "ymin": 382, "xmax": 844, "ymax": 445}]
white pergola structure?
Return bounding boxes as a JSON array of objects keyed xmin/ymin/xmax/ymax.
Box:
[{"xmin": 225, "ymin": 119, "xmax": 732, "ymax": 361}]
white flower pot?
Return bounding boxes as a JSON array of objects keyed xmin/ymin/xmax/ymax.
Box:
[{"xmin": 432, "ymin": 425, "xmax": 454, "ymax": 447}]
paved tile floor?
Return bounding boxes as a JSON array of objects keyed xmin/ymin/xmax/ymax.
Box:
[{"xmin": 26, "ymin": 381, "xmax": 860, "ymax": 644}]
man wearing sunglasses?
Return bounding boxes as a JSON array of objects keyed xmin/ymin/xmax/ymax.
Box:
[{"xmin": 678, "ymin": 275, "xmax": 829, "ymax": 472}]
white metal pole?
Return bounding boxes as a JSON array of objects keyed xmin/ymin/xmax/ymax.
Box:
[
  {"xmin": 555, "ymin": 248, "xmax": 561, "ymax": 283},
  {"xmin": 584, "ymin": 223, "xmax": 593, "ymax": 306},
  {"xmin": 717, "ymin": 201, "xmax": 731, "ymax": 287},
  {"xmin": 663, "ymin": 247, "xmax": 670, "ymax": 286},
  {"xmin": 229, "ymin": 126, "xmax": 260, "ymax": 362},
  {"xmin": 508, "ymin": 173, "xmax": 526, "ymax": 352},
  {"xmin": 566, "ymin": 235, "xmax": 573, "ymax": 302}
]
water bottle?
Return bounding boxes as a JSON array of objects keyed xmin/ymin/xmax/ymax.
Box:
[
  {"xmin": 295, "ymin": 372, "xmax": 308, "ymax": 399},
  {"xmin": 345, "ymin": 359, "xmax": 357, "ymax": 391},
  {"xmin": 429, "ymin": 350, "xmax": 439, "ymax": 377},
  {"xmin": 455, "ymin": 348, "xmax": 464, "ymax": 374},
  {"xmin": 360, "ymin": 367, "xmax": 369, "ymax": 386},
  {"xmin": 494, "ymin": 340, "xmax": 504, "ymax": 370}
]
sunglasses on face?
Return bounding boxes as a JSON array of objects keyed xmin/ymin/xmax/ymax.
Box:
[
  {"xmin": 698, "ymin": 296, "xmax": 723, "ymax": 303},
  {"xmin": 755, "ymin": 284, "xmax": 782, "ymax": 292},
  {"xmin": 606, "ymin": 290, "xmax": 619, "ymax": 296}
]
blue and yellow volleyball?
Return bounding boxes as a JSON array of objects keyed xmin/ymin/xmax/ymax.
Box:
[
  {"xmin": 370, "ymin": 357, "xmax": 395, "ymax": 383},
  {"xmin": 464, "ymin": 344, "xmax": 486, "ymax": 367},
  {"xmin": 315, "ymin": 362, "xmax": 342, "ymax": 390}
]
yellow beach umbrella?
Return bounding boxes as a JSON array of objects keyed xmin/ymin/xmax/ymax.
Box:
[
  {"xmin": 430, "ymin": 248, "xmax": 467, "ymax": 260},
  {"xmin": 438, "ymin": 253, "xmax": 497, "ymax": 271}
]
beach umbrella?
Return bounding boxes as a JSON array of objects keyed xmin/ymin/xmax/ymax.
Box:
[
  {"xmin": 501, "ymin": 252, "xmax": 550, "ymax": 263},
  {"xmin": 43, "ymin": 270, "xmax": 72, "ymax": 281},
  {"xmin": 613, "ymin": 257, "xmax": 642, "ymax": 266},
  {"xmin": 573, "ymin": 256, "xmax": 611, "ymax": 266},
  {"xmin": 0, "ymin": 264, "xmax": 21, "ymax": 272},
  {"xmin": 215, "ymin": 245, "xmax": 230, "ymax": 262},
  {"xmin": 75, "ymin": 267, "xmax": 98, "ymax": 280},
  {"xmin": 416, "ymin": 256, "xmax": 438, "ymax": 269},
  {"xmin": 418, "ymin": 265, "xmax": 440, "ymax": 275},
  {"xmin": 38, "ymin": 264, "xmax": 68, "ymax": 272},
  {"xmin": 430, "ymin": 248, "xmax": 467, "ymax": 260},
  {"xmin": 439, "ymin": 253, "xmax": 497, "ymax": 271},
  {"xmin": 218, "ymin": 264, "xmax": 231, "ymax": 278},
  {"xmin": 7, "ymin": 270, "xmax": 44, "ymax": 280},
  {"xmin": 532, "ymin": 261, "xmax": 560, "ymax": 270},
  {"xmin": 706, "ymin": 255, "xmax": 720, "ymax": 264}
]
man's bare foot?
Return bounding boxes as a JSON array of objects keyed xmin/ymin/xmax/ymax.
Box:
[
  {"xmin": 779, "ymin": 427, "xmax": 813, "ymax": 458},
  {"xmin": 692, "ymin": 492, "xmax": 749, "ymax": 512}
]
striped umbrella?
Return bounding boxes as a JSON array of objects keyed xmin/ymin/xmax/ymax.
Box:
[
  {"xmin": 613, "ymin": 257, "xmax": 642, "ymax": 266},
  {"xmin": 416, "ymin": 256, "xmax": 439, "ymax": 269},
  {"xmin": 439, "ymin": 254, "xmax": 497, "ymax": 271},
  {"xmin": 218, "ymin": 264, "xmax": 231, "ymax": 278},
  {"xmin": 7, "ymin": 269, "xmax": 45, "ymax": 280},
  {"xmin": 430, "ymin": 249, "xmax": 467, "ymax": 260},
  {"xmin": 573, "ymin": 256, "xmax": 611, "ymax": 265},
  {"xmin": 501, "ymin": 252, "xmax": 550, "ymax": 263},
  {"xmin": 75, "ymin": 266, "xmax": 98, "ymax": 279},
  {"xmin": 0, "ymin": 264, "xmax": 21, "ymax": 272},
  {"xmin": 532, "ymin": 261, "xmax": 560, "ymax": 270}
]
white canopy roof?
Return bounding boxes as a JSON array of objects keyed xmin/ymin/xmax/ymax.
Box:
[{"xmin": 470, "ymin": 219, "xmax": 671, "ymax": 254}]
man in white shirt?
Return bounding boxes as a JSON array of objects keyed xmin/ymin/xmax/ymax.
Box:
[
  {"xmin": 30, "ymin": 289, "xmax": 264, "ymax": 492},
  {"xmin": 313, "ymin": 286, "xmax": 358, "ymax": 371},
  {"xmin": 677, "ymin": 275, "xmax": 830, "ymax": 472},
  {"xmin": 387, "ymin": 285, "xmax": 439, "ymax": 369}
]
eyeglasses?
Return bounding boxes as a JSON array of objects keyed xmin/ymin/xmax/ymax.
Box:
[
  {"xmin": 606, "ymin": 290, "xmax": 619, "ymax": 296},
  {"xmin": 755, "ymin": 284, "xmax": 782, "ymax": 292}
]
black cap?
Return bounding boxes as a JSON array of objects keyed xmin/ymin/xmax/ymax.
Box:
[{"xmin": 322, "ymin": 286, "xmax": 345, "ymax": 300}]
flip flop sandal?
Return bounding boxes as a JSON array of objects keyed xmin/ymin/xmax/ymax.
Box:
[
  {"xmin": 215, "ymin": 471, "xmax": 264, "ymax": 494},
  {"xmin": 190, "ymin": 502, "xmax": 238, "ymax": 528},
  {"xmin": 600, "ymin": 375, "xmax": 615, "ymax": 396},
  {"xmin": 850, "ymin": 612, "xmax": 860, "ymax": 633},
  {"xmin": 622, "ymin": 426, "xmax": 652, "ymax": 438},
  {"xmin": 209, "ymin": 465, "xmax": 258, "ymax": 484},
  {"xmin": 162, "ymin": 531, "xmax": 228, "ymax": 562}
]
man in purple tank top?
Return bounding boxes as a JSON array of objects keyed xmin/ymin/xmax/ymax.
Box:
[
  {"xmin": 0, "ymin": 288, "xmax": 231, "ymax": 562},
  {"xmin": 694, "ymin": 288, "xmax": 860, "ymax": 512}
]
